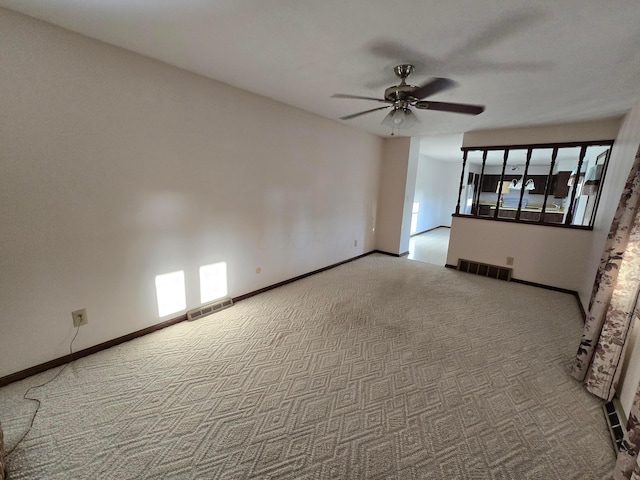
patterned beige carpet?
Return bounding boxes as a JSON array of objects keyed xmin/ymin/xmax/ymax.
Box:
[{"xmin": 0, "ymin": 254, "xmax": 615, "ymax": 479}]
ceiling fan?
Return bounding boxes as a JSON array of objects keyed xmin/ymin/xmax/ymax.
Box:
[{"xmin": 332, "ymin": 64, "xmax": 485, "ymax": 130}]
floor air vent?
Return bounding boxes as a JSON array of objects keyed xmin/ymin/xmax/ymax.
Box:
[
  {"xmin": 457, "ymin": 259, "xmax": 512, "ymax": 281},
  {"xmin": 604, "ymin": 400, "xmax": 626, "ymax": 452},
  {"xmin": 187, "ymin": 297, "xmax": 233, "ymax": 321}
]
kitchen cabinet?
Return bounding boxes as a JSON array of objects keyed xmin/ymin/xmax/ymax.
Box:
[
  {"xmin": 552, "ymin": 171, "xmax": 572, "ymax": 198},
  {"xmin": 490, "ymin": 207, "xmax": 564, "ymax": 223},
  {"xmin": 480, "ymin": 172, "xmax": 570, "ymax": 198},
  {"xmin": 525, "ymin": 175, "xmax": 550, "ymax": 195},
  {"xmin": 482, "ymin": 174, "xmax": 550, "ymax": 194},
  {"xmin": 494, "ymin": 209, "xmax": 540, "ymax": 221},
  {"xmin": 480, "ymin": 175, "xmax": 501, "ymax": 193},
  {"xmin": 543, "ymin": 212, "xmax": 564, "ymax": 223},
  {"xmin": 478, "ymin": 204, "xmax": 492, "ymax": 216}
]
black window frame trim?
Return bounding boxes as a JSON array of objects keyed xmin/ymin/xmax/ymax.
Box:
[{"xmin": 454, "ymin": 139, "xmax": 615, "ymax": 230}]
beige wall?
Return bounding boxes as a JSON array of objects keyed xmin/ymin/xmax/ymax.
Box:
[
  {"xmin": 0, "ymin": 9, "xmax": 383, "ymax": 377},
  {"xmin": 450, "ymin": 117, "xmax": 625, "ymax": 292},
  {"xmin": 463, "ymin": 117, "xmax": 623, "ymax": 148},
  {"xmin": 374, "ymin": 137, "xmax": 421, "ymax": 255},
  {"xmin": 413, "ymin": 156, "xmax": 460, "ymax": 231},
  {"xmin": 398, "ymin": 138, "xmax": 420, "ymax": 254},
  {"xmin": 447, "ymin": 216, "xmax": 593, "ymax": 290},
  {"xmin": 375, "ymin": 138, "xmax": 411, "ymax": 255}
]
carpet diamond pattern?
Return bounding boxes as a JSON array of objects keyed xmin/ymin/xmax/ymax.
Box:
[{"xmin": 0, "ymin": 254, "xmax": 615, "ymax": 478}]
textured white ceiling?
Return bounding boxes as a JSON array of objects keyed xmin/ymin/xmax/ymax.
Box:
[{"xmin": 2, "ymin": 0, "xmax": 640, "ymax": 139}]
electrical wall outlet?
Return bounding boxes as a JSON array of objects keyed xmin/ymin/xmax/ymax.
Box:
[
  {"xmin": 354, "ymin": 239, "xmax": 358, "ymax": 247},
  {"xmin": 506, "ymin": 256, "xmax": 514, "ymax": 266},
  {"xmin": 72, "ymin": 308, "xmax": 88, "ymax": 327}
]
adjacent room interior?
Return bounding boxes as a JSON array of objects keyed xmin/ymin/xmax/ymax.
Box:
[{"xmin": 2, "ymin": 1, "xmax": 640, "ymax": 478}]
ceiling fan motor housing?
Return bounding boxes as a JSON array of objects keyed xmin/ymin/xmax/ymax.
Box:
[
  {"xmin": 386, "ymin": 64, "xmax": 417, "ymax": 103},
  {"xmin": 384, "ymin": 84, "xmax": 418, "ymax": 103}
]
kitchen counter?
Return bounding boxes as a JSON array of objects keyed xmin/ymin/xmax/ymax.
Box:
[
  {"xmin": 493, "ymin": 206, "xmax": 565, "ymax": 214},
  {"xmin": 477, "ymin": 202, "xmax": 565, "ymax": 222},
  {"xmin": 478, "ymin": 201, "xmax": 565, "ymax": 214}
]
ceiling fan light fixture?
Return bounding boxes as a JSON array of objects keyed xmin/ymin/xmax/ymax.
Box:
[{"xmin": 381, "ymin": 108, "xmax": 419, "ymax": 129}]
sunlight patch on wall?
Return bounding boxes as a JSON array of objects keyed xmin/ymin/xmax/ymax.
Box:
[
  {"xmin": 155, "ymin": 270, "xmax": 186, "ymax": 317},
  {"xmin": 200, "ymin": 262, "xmax": 228, "ymax": 304}
]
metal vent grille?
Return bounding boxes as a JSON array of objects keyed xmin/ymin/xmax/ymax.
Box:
[
  {"xmin": 604, "ymin": 400, "xmax": 626, "ymax": 452},
  {"xmin": 457, "ymin": 259, "xmax": 512, "ymax": 281},
  {"xmin": 187, "ymin": 297, "xmax": 233, "ymax": 321}
]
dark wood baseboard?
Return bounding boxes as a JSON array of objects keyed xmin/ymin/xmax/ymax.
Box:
[
  {"xmin": 446, "ymin": 262, "xmax": 586, "ymax": 320},
  {"xmin": 374, "ymin": 249, "xmax": 409, "ymax": 258},
  {"xmin": 0, "ymin": 251, "xmax": 378, "ymax": 388},
  {"xmin": 507, "ymin": 278, "xmax": 586, "ymax": 321},
  {"xmin": 510, "ymin": 277, "xmax": 578, "ymax": 296},
  {"xmin": 232, "ymin": 251, "xmax": 375, "ymax": 303},
  {"xmin": 0, "ymin": 314, "xmax": 187, "ymax": 388},
  {"xmin": 411, "ymin": 225, "xmax": 450, "ymax": 237},
  {"xmin": 574, "ymin": 293, "xmax": 587, "ymax": 322},
  {"xmin": 374, "ymin": 249, "xmax": 399, "ymax": 257}
]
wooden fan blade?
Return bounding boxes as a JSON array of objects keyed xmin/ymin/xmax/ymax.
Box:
[
  {"xmin": 414, "ymin": 101, "xmax": 485, "ymax": 115},
  {"xmin": 340, "ymin": 106, "xmax": 390, "ymax": 120},
  {"xmin": 332, "ymin": 93, "xmax": 389, "ymax": 103},
  {"xmin": 410, "ymin": 77, "xmax": 457, "ymax": 100}
]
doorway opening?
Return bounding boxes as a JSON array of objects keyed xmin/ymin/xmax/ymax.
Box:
[
  {"xmin": 407, "ymin": 134, "xmax": 462, "ymax": 265},
  {"xmin": 408, "ymin": 227, "xmax": 450, "ymax": 265}
]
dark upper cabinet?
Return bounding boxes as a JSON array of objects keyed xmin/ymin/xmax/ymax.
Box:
[
  {"xmin": 480, "ymin": 173, "xmax": 570, "ymax": 196},
  {"xmin": 483, "ymin": 174, "xmax": 549, "ymax": 194},
  {"xmin": 526, "ymin": 175, "xmax": 550, "ymax": 195},
  {"xmin": 480, "ymin": 175, "xmax": 501, "ymax": 193},
  {"xmin": 552, "ymin": 171, "xmax": 572, "ymax": 198}
]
